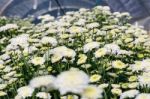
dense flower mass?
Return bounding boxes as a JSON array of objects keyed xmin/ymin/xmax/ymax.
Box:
[{"xmin": 0, "ymin": 6, "xmax": 150, "ymax": 99}]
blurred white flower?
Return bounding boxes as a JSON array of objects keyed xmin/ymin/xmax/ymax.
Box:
[
  {"xmin": 29, "ymin": 75, "xmax": 55, "ymax": 89},
  {"xmin": 135, "ymin": 93, "xmax": 150, "ymax": 99},
  {"xmin": 120, "ymin": 89, "xmax": 139, "ymax": 99},
  {"xmin": 104, "ymin": 43, "xmax": 120, "ymax": 54},
  {"xmin": 138, "ymin": 73, "xmax": 150, "ymax": 87},
  {"xmin": 94, "ymin": 48, "xmax": 107, "ymax": 58},
  {"xmin": 55, "ymin": 68, "xmax": 89, "ymax": 94},
  {"xmin": 83, "ymin": 42, "xmax": 100, "ymax": 53},
  {"xmin": 36, "ymin": 92, "xmax": 51, "ymax": 99},
  {"xmin": 0, "ymin": 24, "xmax": 18, "ymax": 32},
  {"xmin": 47, "ymin": 46, "xmax": 76, "ymax": 61},
  {"xmin": 81, "ymin": 85, "xmax": 103, "ymax": 99},
  {"xmin": 17, "ymin": 86, "xmax": 34, "ymax": 98},
  {"xmin": 86, "ymin": 22, "xmax": 99, "ymax": 29},
  {"xmin": 41, "ymin": 37, "xmax": 57, "ymax": 46},
  {"xmin": 31, "ymin": 57, "xmax": 45, "ymax": 65}
]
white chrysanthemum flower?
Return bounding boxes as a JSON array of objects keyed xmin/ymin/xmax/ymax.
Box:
[
  {"xmin": 23, "ymin": 46, "xmax": 38, "ymax": 55},
  {"xmin": 17, "ymin": 86, "xmax": 34, "ymax": 98},
  {"xmin": 138, "ymin": 73, "xmax": 150, "ymax": 87},
  {"xmin": 68, "ymin": 26, "xmax": 86, "ymax": 34},
  {"xmin": 111, "ymin": 88, "xmax": 122, "ymax": 96},
  {"xmin": 0, "ymin": 84, "xmax": 7, "ymax": 90},
  {"xmin": 31, "ymin": 57, "xmax": 45, "ymax": 65},
  {"xmin": 61, "ymin": 95, "xmax": 78, "ymax": 99},
  {"xmin": 48, "ymin": 46, "xmax": 76, "ymax": 60},
  {"xmin": 0, "ymin": 60, "xmax": 4, "ymax": 65},
  {"xmin": 77, "ymin": 54, "xmax": 87, "ymax": 65},
  {"xmin": 117, "ymin": 50, "xmax": 133, "ymax": 55},
  {"xmin": 120, "ymin": 89, "xmax": 139, "ymax": 99},
  {"xmin": 86, "ymin": 22, "xmax": 99, "ymax": 29},
  {"xmin": 0, "ymin": 91, "xmax": 7, "ymax": 96},
  {"xmin": 142, "ymin": 59, "xmax": 150, "ymax": 72},
  {"xmin": 3, "ymin": 71, "xmax": 16, "ymax": 78},
  {"xmin": 36, "ymin": 92, "xmax": 51, "ymax": 99},
  {"xmin": 41, "ymin": 37, "xmax": 57, "ymax": 46},
  {"xmin": 90, "ymin": 74, "xmax": 101, "ymax": 83},
  {"xmin": 104, "ymin": 43, "xmax": 120, "ymax": 54},
  {"xmin": 3, "ymin": 66, "xmax": 12, "ymax": 72},
  {"xmin": 94, "ymin": 48, "xmax": 107, "ymax": 58},
  {"xmin": 112, "ymin": 60, "xmax": 126, "ymax": 69},
  {"xmin": 0, "ymin": 53, "xmax": 10, "ymax": 60},
  {"xmin": 0, "ymin": 64, "xmax": 5, "ymax": 69},
  {"xmin": 55, "ymin": 68, "xmax": 89, "ymax": 95},
  {"xmin": 81, "ymin": 85, "xmax": 103, "ymax": 99},
  {"xmin": 98, "ymin": 84, "xmax": 109, "ymax": 89},
  {"xmin": 130, "ymin": 61, "xmax": 145, "ymax": 72},
  {"xmin": 83, "ymin": 42, "xmax": 100, "ymax": 53},
  {"xmin": 14, "ymin": 95, "xmax": 22, "ymax": 99},
  {"xmin": 7, "ymin": 34, "xmax": 29, "ymax": 50},
  {"xmin": 135, "ymin": 93, "xmax": 150, "ymax": 99},
  {"xmin": 29, "ymin": 75, "xmax": 55, "ymax": 88},
  {"xmin": 0, "ymin": 24, "xmax": 18, "ymax": 32},
  {"xmin": 74, "ymin": 19, "xmax": 86, "ymax": 26}
]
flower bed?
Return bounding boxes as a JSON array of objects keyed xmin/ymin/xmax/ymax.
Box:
[{"xmin": 0, "ymin": 6, "xmax": 150, "ymax": 99}]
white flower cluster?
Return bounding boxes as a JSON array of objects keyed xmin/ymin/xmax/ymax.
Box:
[
  {"xmin": 0, "ymin": 5, "xmax": 150, "ymax": 99},
  {"xmin": 0, "ymin": 24, "xmax": 18, "ymax": 32}
]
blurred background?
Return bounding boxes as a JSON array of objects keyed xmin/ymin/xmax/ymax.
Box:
[
  {"xmin": 0, "ymin": 0, "xmax": 106, "ymax": 18},
  {"xmin": 0, "ymin": 0, "xmax": 150, "ymax": 32}
]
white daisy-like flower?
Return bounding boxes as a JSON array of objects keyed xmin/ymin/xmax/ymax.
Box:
[
  {"xmin": 48, "ymin": 46, "xmax": 76, "ymax": 59},
  {"xmin": 31, "ymin": 57, "xmax": 45, "ymax": 65},
  {"xmin": 0, "ymin": 84, "xmax": 7, "ymax": 90},
  {"xmin": 23, "ymin": 46, "xmax": 38, "ymax": 55},
  {"xmin": 0, "ymin": 24, "xmax": 18, "ymax": 32},
  {"xmin": 55, "ymin": 68, "xmax": 89, "ymax": 95},
  {"xmin": 68, "ymin": 26, "xmax": 86, "ymax": 34},
  {"xmin": 120, "ymin": 89, "xmax": 139, "ymax": 99},
  {"xmin": 0, "ymin": 53, "xmax": 10, "ymax": 60},
  {"xmin": 74, "ymin": 19, "xmax": 86, "ymax": 26},
  {"xmin": 41, "ymin": 37, "xmax": 57, "ymax": 46},
  {"xmin": 130, "ymin": 61, "xmax": 145, "ymax": 72},
  {"xmin": 17, "ymin": 86, "xmax": 34, "ymax": 98},
  {"xmin": 117, "ymin": 50, "xmax": 133, "ymax": 55},
  {"xmin": 142, "ymin": 59, "xmax": 150, "ymax": 72},
  {"xmin": 94, "ymin": 48, "xmax": 107, "ymax": 58},
  {"xmin": 138, "ymin": 73, "xmax": 150, "ymax": 87},
  {"xmin": 81, "ymin": 85, "xmax": 103, "ymax": 99},
  {"xmin": 135, "ymin": 93, "xmax": 150, "ymax": 99},
  {"xmin": 104, "ymin": 43, "xmax": 120, "ymax": 54},
  {"xmin": 8, "ymin": 34, "xmax": 29, "ymax": 50},
  {"xmin": 14, "ymin": 95, "xmax": 22, "ymax": 99},
  {"xmin": 83, "ymin": 42, "xmax": 100, "ymax": 53},
  {"xmin": 112, "ymin": 60, "xmax": 127, "ymax": 69},
  {"xmin": 61, "ymin": 95, "xmax": 79, "ymax": 99},
  {"xmin": 29, "ymin": 75, "xmax": 55, "ymax": 89},
  {"xmin": 36, "ymin": 92, "xmax": 51, "ymax": 99},
  {"xmin": 0, "ymin": 91, "xmax": 7, "ymax": 97},
  {"xmin": 86, "ymin": 22, "xmax": 99, "ymax": 29}
]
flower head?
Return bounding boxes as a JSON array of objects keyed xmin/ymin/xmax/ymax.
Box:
[{"xmin": 55, "ymin": 68, "xmax": 89, "ymax": 94}]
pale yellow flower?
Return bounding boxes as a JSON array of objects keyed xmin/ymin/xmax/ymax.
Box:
[
  {"xmin": 0, "ymin": 91, "xmax": 7, "ymax": 96},
  {"xmin": 51, "ymin": 54, "xmax": 62, "ymax": 63},
  {"xmin": 111, "ymin": 88, "xmax": 122, "ymax": 95},
  {"xmin": 90, "ymin": 74, "xmax": 101, "ymax": 82},
  {"xmin": 112, "ymin": 60, "xmax": 126, "ymax": 69},
  {"xmin": 81, "ymin": 85, "xmax": 103, "ymax": 99},
  {"xmin": 31, "ymin": 57, "xmax": 45, "ymax": 65},
  {"xmin": 94, "ymin": 48, "xmax": 107, "ymax": 58},
  {"xmin": 77, "ymin": 54, "xmax": 87, "ymax": 65}
]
